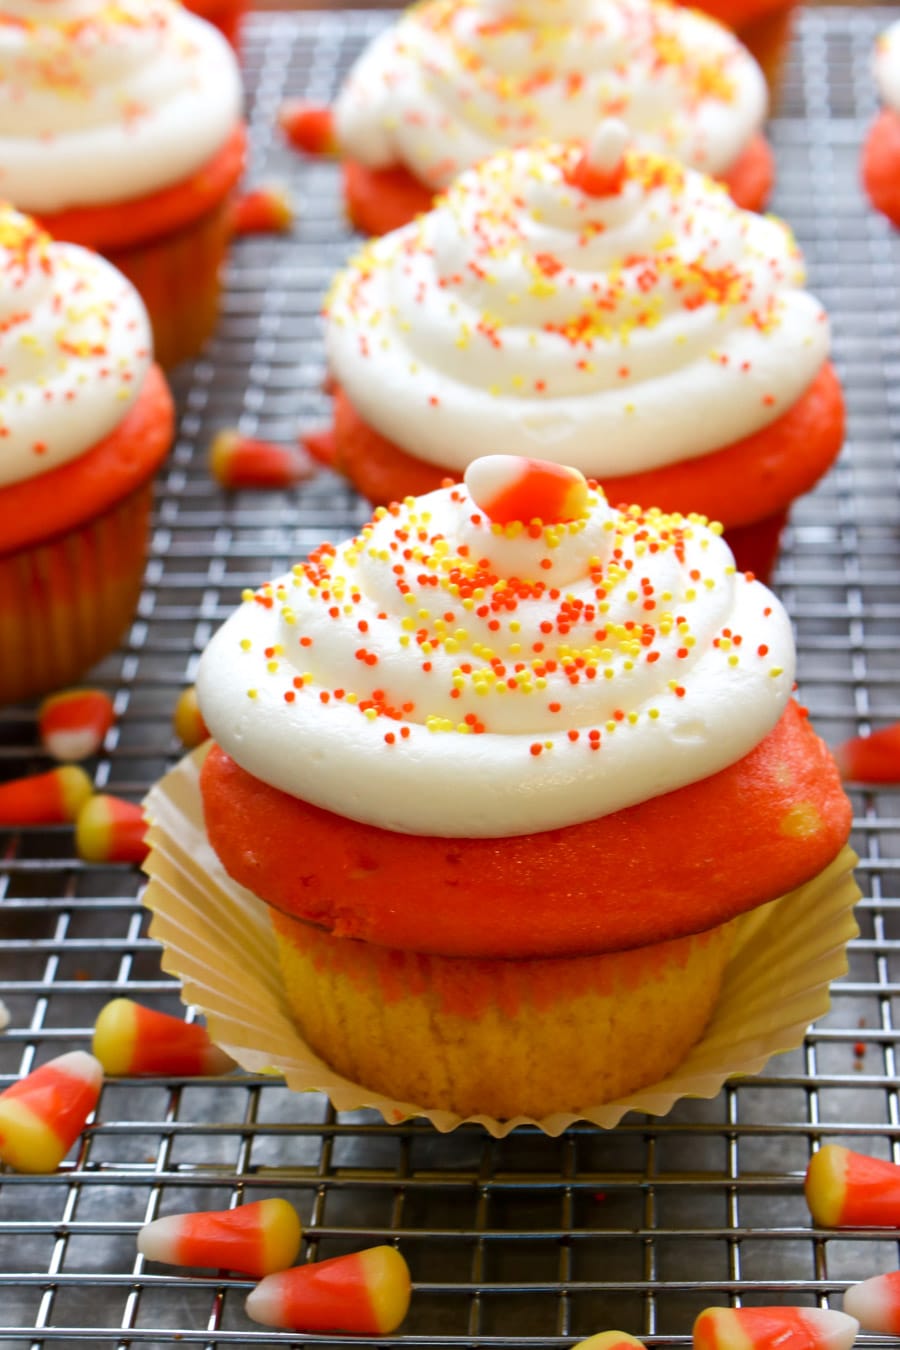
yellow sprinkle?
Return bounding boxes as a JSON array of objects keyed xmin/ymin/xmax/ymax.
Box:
[
  {"xmin": 240, "ymin": 638, "xmax": 252, "ymax": 651},
  {"xmin": 247, "ymin": 689, "xmax": 258, "ymax": 700}
]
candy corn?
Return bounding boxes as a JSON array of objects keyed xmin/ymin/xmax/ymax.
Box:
[
  {"xmin": 92, "ymin": 998, "xmax": 234, "ymax": 1077},
  {"xmin": 139, "ymin": 1197, "xmax": 301, "ymax": 1276},
  {"xmin": 301, "ymin": 427, "xmax": 337, "ymax": 469},
  {"xmin": 0, "ymin": 765, "xmax": 92, "ymax": 826},
  {"xmin": 464, "ymin": 455, "xmax": 590, "ymax": 525},
  {"xmin": 574, "ymin": 1334, "xmax": 646, "ymax": 1350},
  {"xmin": 693, "ymin": 1307, "xmax": 859, "ymax": 1350},
  {"xmin": 279, "ymin": 101, "xmax": 337, "ymax": 156},
  {"xmin": 38, "ymin": 689, "xmax": 115, "ymax": 762},
  {"xmin": 805, "ymin": 1144, "xmax": 900, "ymax": 1227},
  {"xmin": 172, "ymin": 686, "xmax": 209, "ymax": 750},
  {"xmin": 209, "ymin": 429, "xmax": 313, "ymax": 491},
  {"xmin": 245, "ymin": 1246, "xmax": 411, "ymax": 1335},
  {"xmin": 231, "ymin": 185, "xmax": 294, "ymax": 237},
  {"xmin": 0, "ymin": 1050, "xmax": 103, "ymax": 1173},
  {"xmin": 834, "ymin": 723, "xmax": 900, "ymax": 784},
  {"xmin": 843, "ymin": 1271, "xmax": 900, "ymax": 1335},
  {"xmin": 567, "ymin": 120, "xmax": 629, "ymax": 197},
  {"xmin": 75, "ymin": 795, "xmax": 147, "ymax": 864}
]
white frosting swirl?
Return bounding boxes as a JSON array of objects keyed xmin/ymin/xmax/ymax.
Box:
[
  {"xmin": 325, "ymin": 143, "xmax": 829, "ymax": 476},
  {"xmin": 875, "ymin": 20, "xmax": 900, "ymax": 115},
  {"xmin": 197, "ymin": 475, "xmax": 795, "ymax": 838},
  {"xmin": 0, "ymin": 206, "xmax": 152, "ymax": 489},
  {"xmin": 0, "ymin": 0, "xmax": 243, "ymax": 213},
  {"xmin": 333, "ymin": 0, "xmax": 767, "ymax": 187}
]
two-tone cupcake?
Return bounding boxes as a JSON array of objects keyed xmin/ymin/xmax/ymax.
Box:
[
  {"xmin": 862, "ymin": 21, "xmax": 900, "ymax": 230},
  {"xmin": 0, "ymin": 0, "xmax": 246, "ymax": 367}
]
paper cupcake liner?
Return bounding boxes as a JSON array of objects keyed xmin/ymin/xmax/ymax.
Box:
[
  {"xmin": 107, "ymin": 199, "xmax": 233, "ymax": 370},
  {"xmin": 0, "ymin": 480, "xmax": 154, "ymax": 705},
  {"xmin": 142, "ymin": 748, "xmax": 861, "ymax": 1140}
]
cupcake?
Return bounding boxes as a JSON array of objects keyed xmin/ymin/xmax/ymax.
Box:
[
  {"xmin": 862, "ymin": 21, "xmax": 900, "ymax": 231},
  {"xmin": 313, "ymin": 127, "xmax": 844, "ymax": 582},
  {"xmin": 0, "ymin": 206, "xmax": 174, "ymax": 706},
  {"xmin": 285, "ymin": 0, "xmax": 773, "ymax": 235},
  {"xmin": 183, "ymin": 0, "xmax": 247, "ymax": 52},
  {"xmin": 194, "ymin": 457, "xmax": 853, "ymax": 1119},
  {"xmin": 673, "ymin": 0, "xmax": 795, "ymax": 98},
  {"xmin": 0, "ymin": 0, "xmax": 246, "ymax": 368}
]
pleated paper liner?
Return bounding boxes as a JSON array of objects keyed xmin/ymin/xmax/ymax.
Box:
[{"xmin": 142, "ymin": 747, "xmax": 861, "ymax": 1139}]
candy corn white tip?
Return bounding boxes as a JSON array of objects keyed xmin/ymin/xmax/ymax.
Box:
[
  {"xmin": 137, "ymin": 1212, "xmax": 184, "ymax": 1265},
  {"xmin": 0, "ymin": 999, "xmax": 9, "ymax": 1033},
  {"xmin": 587, "ymin": 120, "xmax": 630, "ymax": 175},
  {"xmin": 52, "ymin": 1051, "xmax": 105, "ymax": 1092},
  {"xmin": 844, "ymin": 1271, "xmax": 900, "ymax": 1334},
  {"xmin": 245, "ymin": 1273, "xmax": 290, "ymax": 1328}
]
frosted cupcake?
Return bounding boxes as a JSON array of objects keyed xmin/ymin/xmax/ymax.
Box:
[
  {"xmin": 0, "ymin": 0, "xmax": 246, "ymax": 368},
  {"xmin": 862, "ymin": 21, "xmax": 900, "ymax": 230},
  {"xmin": 0, "ymin": 206, "xmax": 174, "ymax": 705},
  {"xmin": 313, "ymin": 127, "xmax": 844, "ymax": 582},
  {"xmin": 195, "ymin": 456, "xmax": 853, "ymax": 1119},
  {"xmin": 285, "ymin": 0, "xmax": 773, "ymax": 235},
  {"xmin": 674, "ymin": 0, "xmax": 796, "ymax": 97}
]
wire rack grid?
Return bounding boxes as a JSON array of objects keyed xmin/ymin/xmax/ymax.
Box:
[{"xmin": 0, "ymin": 5, "xmax": 899, "ymax": 1347}]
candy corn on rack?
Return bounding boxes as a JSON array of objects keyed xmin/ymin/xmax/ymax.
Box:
[{"xmin": 1, "ymin": 5, "xmax": 900, "ymax": 1347}]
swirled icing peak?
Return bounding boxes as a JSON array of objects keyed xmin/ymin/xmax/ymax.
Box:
[
  {"xmin": 333, "ymin": 0, "xmax": 767, "ymax": 188},
  {"xmin": 324, "ymin": 139, "xmax": 829, "ymax": 477},
  {"xmin": 875, "ymin": 20, "xmax": 900, "ymax": 115},
  {"xmin": 197, "ymin": 463, "xmax": 795, "ymax": 838},
  {"xmin": 0, "ymin": 0, "xmax": 243, "ymax": 213},
  {"xmin": 0, "ymin": 204, "xmax": 152, "ymax": 490}
]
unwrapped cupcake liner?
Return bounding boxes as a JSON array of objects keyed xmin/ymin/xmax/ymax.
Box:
[
  {"xmin": 142, "ymin": 748, "xmax": 861, "ymax": 1139},
  {"xmin": 0, "ymin": 481, "xmax": 154, "ymax": 705}
]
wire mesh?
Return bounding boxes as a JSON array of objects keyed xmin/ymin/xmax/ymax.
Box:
[{"xmin": 0, "ymin": 5, "xmax": 899, "ymax": 1346}]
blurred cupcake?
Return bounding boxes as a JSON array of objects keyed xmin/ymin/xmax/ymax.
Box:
[
  {"xmin": 312, "ymin": 126, "xmax": 844, "ymax": 582},
  {"xmin": 673, "ymin": 0, "xmax": 795, "ymax": 98},
  {"xmin": 194, "ymin": 458, "xmax": 853, "ymax": 1119},
  {"xmin": 0, "ymin": 206, "xmax": 174, "ymax": 705},
  {"xmin": 862, "ymin": 21, "xmax": 900, "ymax": 230},
  {"xmin": 0, "ymin": 0, "xmax": 246, "ymax": 368},
  {"xmin": 283, "ymin": 0, "xmax": 773, "ymax": 234},
  {"xmin": 183, "ymin": 0, "xmax": 247, "ymax": 52}
]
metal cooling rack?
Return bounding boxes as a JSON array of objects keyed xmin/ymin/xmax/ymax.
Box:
[{"xmin": 1, "ymin": 5, "xmax": 900, "ymax": 1346}]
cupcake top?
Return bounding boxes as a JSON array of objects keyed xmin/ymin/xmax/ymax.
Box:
[
  {"xmin": 0, "ymin": 0, "xmax": 243, "ymax": 214},
  {"xmin": 875, "ymin": 20, "xmax": 900, "ymax": 115},
  {"xmin": 0, "ymin": 205, "xmax": 153, "ymax": 489},
  {"xmin": 333, "ymin": 0, "xmax": 767, "ymax": 189},
  {"xmin": 324, "ymin": 131, "xmax": 830, "ymax": 478},
  {"xmin": 197, "ymin": 456, "xmax": 795, "ymax": 838}
]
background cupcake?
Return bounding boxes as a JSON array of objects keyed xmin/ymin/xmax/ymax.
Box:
[
  {"xmin": 673, "ymin": 0, "xmax": 796, "ymax": 98},
  {"xmin": 862, "ymin": 20, "xmax": 900, "ymax": 230},
  {"xmin": 0, "ymin": 206, "xmax": 174, "ymax": 706},
  {"xmin": 285, "ymin": 0, "xmax": 772, "ymax": 234},
  {"xmin": 0, "ymin": 0, "xmax": 246, "ymax": 368},
  {"xmin": 194, "ymin": 458, "xmax": 853, "ymax": 1120},
  {"xmin": 184, "ymin": 0, "xmax": 248, "ymax": 52},
  {"xmin": 313, "ymin": 128, "xmax": 844, "ymax": 582}
]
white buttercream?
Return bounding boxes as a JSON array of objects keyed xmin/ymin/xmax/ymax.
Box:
[
  {"xmin": 333, "ymin": 0, "xmax": 767, "ymax": 187},
  {"xmin": 875, "ymin": 20, "xmax": 900, "ymax": 115},
  {"xmin": 0, "ymin": 206, "xmax": 152, "ymax": 490},
  {"xmin": 197, "ymin": 473, "xmax": 795, "ymax": 837},
  {"xmin": 0, "ymin": 0, "xmax": 243, "ymax": 213},
  {"xmin": 325, "ymin": 143, "xmax": 829, "ymax": 476}
]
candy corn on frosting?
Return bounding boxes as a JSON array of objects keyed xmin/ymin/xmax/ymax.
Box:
[
  {"xmin": 324, "ymin": 0, "xmax": 772, "ymax": 233},
  {"xmin": 0, "ymin": 205, "xmax": 174, "ymax": 703},
  {"xmin": 318, "ymin": 131, "xmax": 843, "ymax": 582},
  {"xmin": 862, "ymin": 21, "xmax": 900, "ymax": 230},
  {"xmin": 0, "ymin": 0, "xmax": 245, "ymax": 366},
  {"xmin": 195, "ymin": 457, "xmax": 852, "ymax": 1118}
]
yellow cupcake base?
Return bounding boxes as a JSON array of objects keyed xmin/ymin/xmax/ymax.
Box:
[{"xmin": 271, "ymin": 911, "xmax": 736, "ymax": 1119}]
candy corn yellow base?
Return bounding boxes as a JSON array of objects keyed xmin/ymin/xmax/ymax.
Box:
[
  {"xmin": 270, "ymin": 912, "xmax": 736, "ymax": 1119},
  {"xmin": 106, "ymin": 199, "xmax": 233, "ymax": 370},
  {"xmin": 0, "ymin": 481, "xmax": 154, "ymax": 706}
]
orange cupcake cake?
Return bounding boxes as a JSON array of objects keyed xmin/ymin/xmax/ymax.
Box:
[
  {"xmin": 287, "ymin": 0, "xmax": 773, "ymax": 234},
  {"xmin": 314, "ymin": 126, "xmax": 844, "ymax": 583},
  {"xmin": 0, "ymin": 0, "xmax": 246, "ymax": 368},
  {"xmin": 195, "ymin": 457, "xmax": 853, "ymax": 1119},
  {"xmin": 183, "ymin": 0, "xmax": 247, "ymax": 52},
  {"xmin": 0, "ymin": 206, "xmax": 174, "ymax": 705},
  {"xmin": 673, "ymin": 0, "xmax": 796, "ymax": 97},
  {"xmin": 862, "ymin": 21, "xmax": 900, "ymax": 231}
]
